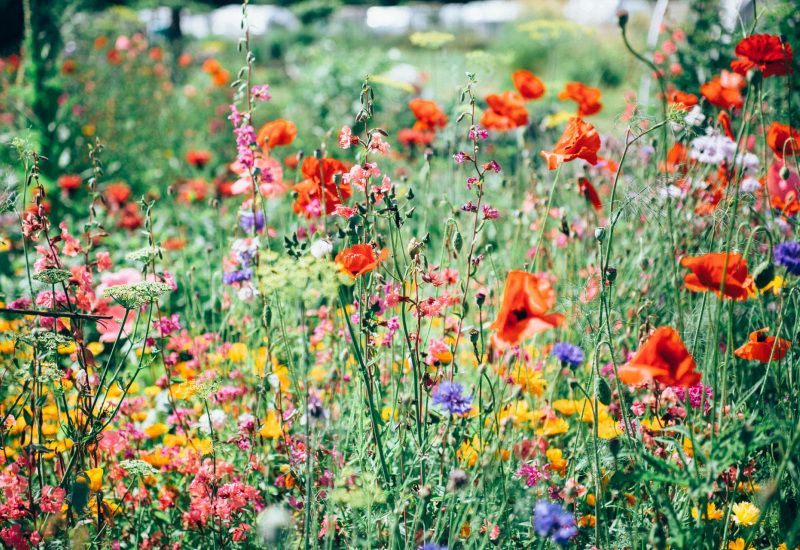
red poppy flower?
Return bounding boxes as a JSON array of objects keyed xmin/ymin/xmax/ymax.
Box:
[
  {"xmin": 335, "ymin": 244, "xmax": 389, "ymax": 278},
  {"xmin": 398, "ymin": 128, "xmax": 435, "ymax": 147},
  {"xmin": 617, "ymin": 327, "xmax": 701, "ymax": 387},
  {"xmin": 767, "ymin": 122, "xmax": 800, "ymax": 159},
  {"xmin": 666, "ymin": 90, "xmax": 699, "ymax": 111},
  {"xmin": 717, "ymin": 112, "xmax": 734, "ymax": 140},
  {"xmin": 185, "ymin": 149, "xmax": 212, "ymax": 168},
  {"xmin": 489, "ymin": 271, "xmax": 565, "ymax": 351},
  {"xmin": 292, "ymin": 157, "xmax": 351, "ymax": 218},
  {"xmin": 680, "ymin": 252, "xmax": 752, "ymax": 300},
  {"xmin": 257, "ymin": 119, "xmax": 297, "ymax": 149},
  {"xmin": 734, "ymin": 328, "xmax": 791, "ymax": 363},
  {"xmin": 771, "ymin": 191, "xmax": 800, "ymax": 217},
  {"xmin": 57, "ymin": 174, "xmax": 82, "ymax": 191},
  {"xmin": 512, "ymin": 70, "xmax": 546, "ymax": 101},
  {"xmin": 105, "ymin": 182, "xmax": 132, "ymax": 205},
  {"xmin": 730, "ymin": 34, "xmax": 793, "ymax": 79},
  {"xmin": 660, "ymin": 142, "xmax": 690, "ymax": 173},
  {"xmin": 481, "ymin": 91, "xmax": 529, "ymax": 131},
  {"xmin": 409, "ymin": 99, "xmax": 447, "ymax": 131},
  {"xmin": 577, "ymin": 176, "xmax": 602, "ymax": 210},
  {"xmin": 700, "ymin": 78, "xmax": 743, "ymax": 110},
  {"xmin": 558, "ymin": 82, "xmax": 603, "ymax": 117},
  {"xmin": 540, "ymin": 117, "xmax": 601, "ymax": 170}
]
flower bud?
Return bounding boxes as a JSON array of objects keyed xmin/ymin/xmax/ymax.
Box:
[
  {"xmin": 780, "ymin": 165, "xmax": 791, "ymax": 181},
  {"xmin": 313, "ymin": 148, "xmax": 323, "ymax": 159},
  {"xmin": 605, "ymin": 266, "xmax": 617, "ymax": 282},
  {"xmin": 469, "ymin": 329, "xmax": 480, "ymax": 344},
  {"xmin": 752, "ymin": 260, "xmax": 775, "ymax": 290},
  {"xmin": 616, "ymin": 10, "xmax": 629, "ymax": 29},
  {"xmin": 595, "ymin": 227, "xmax": 606, "ymax": 242}
]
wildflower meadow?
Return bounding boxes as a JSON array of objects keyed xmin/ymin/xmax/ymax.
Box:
[{"xmin": 2, "ymin": 0, "xmax": 800, "ymax": 548}]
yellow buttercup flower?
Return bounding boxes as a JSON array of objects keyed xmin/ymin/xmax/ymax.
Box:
[
  {"xmin": 546, "ymin": 448, "xmax": 567, "ymax": 474},
  {"xmin": 228, "ymin": 343, "xmax": 248, "ymax": 362},
  {"xmin": 731, "ymin": 502, "xmax": 760, "ymax": 526},
  {"xmin": 144, "ymin": 423, "xmax": 169, "ymax": 438},
  {"xmin": 535, "ymin": 417, "xmax": 569, "ymax": 436}
]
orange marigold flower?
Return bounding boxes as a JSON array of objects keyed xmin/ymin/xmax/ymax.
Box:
[
  {"xmin": 512, "ymin": 70, "xmax": 546, "ymax": 101},
  {"xmin": 700, "ymin": 78, "xmax": 743, "ymax": 110},
  {"xmin": 734, "ymin": 328, "xmax": 791, "ymax": 363},
  {"xmin": 731, "ymin": 34, "xmax": 793, "ymax": 79},
  {"xmin": 292, "ymin": 157, "xmax": 351, "ymax": 218},
  {"xmin": 540, "ymin": 117, "xmax": 601, "ymax": 170},
  {"xmin": 680, "ymin": 252, "xmax": 753, "ymax": 301},
  {"xmin": 409, "ymin": 99, "xmax": 448, "ymax": 131},
  {"xmin": 617, "ymin": 327, "xmax": 701, "ymax": 387},
  {"xmin": 257, "ymin": 119, "xmax": 298, "ymax": 149},
  {"xmin": 558, "ymin": 82, "xmax": 603, "ymax": 117},
  {"xmin": 489, "ymin": 271, "xmax": 565, "ymax": 351},
  {"xmin": 480, "ymin": 91, "xmax": 529, "ymax": 131},
  {"xmin": 577, "ymin": 176, "xmax": 602, "ymax": 210},
  {"xmin": 767, "ymin": 122, "xmax": 800, "ymax": 159},
  {"xmin": 335, "ymin": 244, "xmax": 389, "ymax": 278}
]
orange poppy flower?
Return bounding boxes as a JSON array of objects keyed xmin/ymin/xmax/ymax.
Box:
[
  {"xmin": 489, "ymin": 271, "xmax": 565, "ymax": 351},
  {"xmin": 257, "ymin": 119, "xmax": 297, "ymax": 149},
  {"xmin": 680, "ymin": 252, "xmax": 752, "ymax": 301},
  {"xmin": 617, "ymin": 327, "xmax": 701, "ymax": 387},
  {"xmin": 409, "ymin": 99, "xmax": 448, "ymax": 131},
  {"xmin": 481, "ymin": 91, "xmax": 529, "ymax": 130},
  {"xmin": 767, "ymin": 122, "xmax": 800, "ymax": 159},
  {"xmin": 540, "ymin": 117, "xmax": 601, "ymax": 170},
  {"xmin": 667, "ymin": 90, "xmax": 699, "ymax": 111},
  {"xmin": 700, "ymin": 78, "xmax": 743, "ymax": 110},
  {"xmin": 730, "ymin": 34, "xmax": 793, "ymax": 79},
  {"xmin": 512, "ymin": 70, "xmax": 546, "ymax": 101},
  {"xmin": 734, "ymin": 328, "xmax": 791, "ymax": 363},
  {"xmin": 718, "ymin": 112, "xmax": 734, "ymax": 140},
  {"xmin": 292, "ymin": 157, "xmax": 351, "ymax": 218},
  {"xmin": 186, "ymin": 149, "xmax": 212, "ymax": 168},
  {"xmin": 660, "ymin": 142, "xmax": 690, "ymax": 174},
  {"xmin": 577, "ymin": 176, "xmax": 602, "ymax": 210},
  {"xmin": 558, "ymin": 82, "xmax": 603, "ymax": 117},
  {"xmin": 771, "ymin": 191, "xmax": 800, "ymax": 217},
  {"xmin": 335, "ymin": 244, "xmax": 389, "ymax": 278}
]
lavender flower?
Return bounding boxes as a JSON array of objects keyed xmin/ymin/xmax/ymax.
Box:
[
  {"xmin": 239, "ymin": 210, "xmax": 265, "ymax": 233},
  {"xmin": 550, "ymin": 342, "xmax": 584, "ymax": 367},
  {"xmin": 222, "ymin": 267, "xmax": 253, "ymax": 285},
  {"xmin": 774, "ymin": 241, "xmax": 800, "ymax": 275},
  {"xmin": 432, "ymin": 381, "xmax": 473, "ymax": 416},
  {"xmin": 418, "ymin": 544, "xmax": 448, "ymax": 550},
  {"xmin": 533, "ymin": 501, "xmax": 577, "ymax": 546}
]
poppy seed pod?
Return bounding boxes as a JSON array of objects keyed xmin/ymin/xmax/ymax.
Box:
[
  {"xmin": 752, "ymin": 260, "xmax": 775, "ymax": 289},
  {"xmin": 616, "ymin": 10, "xmax": 629, "ymax": 29},
  {"xmin": 747, "ymin": 68, "xmax": 762, "ymax": 86},
  {"xmin": 609, "ymin": 438, "xmax": 621, "ymax": 458},
  {"xmin": 595, "ymin": 227, "xmax": 606, "ymax": 242},
  {"xmin": 313, "ymin": 148, "xmax": 323, "ymax": 159},
  {"xmin": 780, "ymin": 165, "xmax": 791, "ymax": 180},
  {"xmin": 424, "ymin": 149, "xmax": 434, "ymax": 162},
  {"xmin": 605, "ymin": 267, "xmax": 617, "ymax": 282},
  {"xmin": 469, "ymin": 329, "xmax": 480, "ymax": 344}
]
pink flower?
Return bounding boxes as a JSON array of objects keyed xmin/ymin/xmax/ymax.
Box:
[
  {"xmin": 368, "ymin": 133, "xmax": 390, "ymax": 156},
  {"xmin": 96, "ymin": 251, "xmax": 113, "ymax": 272},
  {"xmin": 39, "ymin": 486, "xmax": 66, "ymax": 513},
  {"xmin": 97, "ymin": 304, "xmax": 137, "ymax": 342},
  {"xmin": 662, "ymin": 39, "xmax": 677, "ymax": 54},
  {"xmin": 251, "ymin": 84, "xmax": 271, "ymax": 102},
  {"xmin": 98, "ymin": 430, "xmax": 128, "ymax": 454},
  {"xmin": 339, "ymin": 126, "xmax": 353, "ymax": 149},
  {"xmin": 559, "ymin": 478, "xmax": 587, "ymax": 503},
  {"xmin": 333, "ymin": 205, "xmax": 355, "ymax": 219}
]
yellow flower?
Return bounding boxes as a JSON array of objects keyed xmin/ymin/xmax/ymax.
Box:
[
  {"xmin": 535, "ymin": 417, "xmax": 569, "ymax": 436},
  {"xmin": 259, "ymin": 411, "xmax": 282, "ymax": 439},
  {"xmin": 228, "ymin": 343, "xmax": 248, "ymax": 362},
  {"xmin": 87, "ymin": 341, "xmax": 105, "ymax": 355},
  {"xmin": 731, "ymin": 502, "xmax": 760, "ymax": 526},
  {"xmin": 163, "ymin": 433, "xmax": 187, "ymax": 448},
  {"xmin": 507, "ymin": 364, "xmax": 547, "ymax": 396},
  {"xmin": 546, "ymin": 448, "xmax": 567, "ymax": 474},
  {"xmin": 80, "ymin": 468, "xmax": 104, "ymax": 492},
  {"xmin": 596, "ymin": 419, "xmax": 622, "ymax": 439},
  {"xmin": 728, "ymin": 538, "xmax": 751, "ymax": 550},
  {"xmin": 692, "ymin": 502, "xmax": 723, "ymax": 520},
  {"xmin": 143, "ymin": 423, "xmax": 169, "ymax": 438}
]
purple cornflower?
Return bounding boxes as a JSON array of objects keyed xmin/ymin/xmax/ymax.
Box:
[
  {"xmin": 222, "ymin": 267, "xmax": 253, "ymax": 285},
  {"xmin": 234, "ymin": 125, "xmax": 257, "ymax": 170},
  {"xmin": 469, "ymin": 125, "xmax": 488, "ymax": 140},
  {"xmin": 774, "ymin": 241, "xmax": 800, "ymax": 275},
  {"xmin": 516, "ymin": 460, "xmax": 550, "ymax": 487},
  {"xmin": 251, "ymin": 84, "xmax": 271, "ymax": 102},
  {"xmin": 461, "ymin": 201, "xmax": 478, "ymax": 213},
  {"xmin": 418, "ymin": 544, "xmax": 448, "ymax": 550},
  {"xmin": 533, "ymin": 501, "xmax": 577, "ymax": 546},
  {"xmin": 239, "ymin": 210, "xmax": 265, "ymax": 232},
  {"xmin": 550, "ymin": 342, "xmax": 584, "ymax": 367},
  {"xmin": 432, "ymin": 381, "xmax": 473, "ymax": 416},
  {"xmin": 482, "ymin": 204, "xmax": 500, "ymax": 219}
]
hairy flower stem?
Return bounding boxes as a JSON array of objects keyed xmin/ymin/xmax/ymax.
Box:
[{"xmin": 530, "ymin": 163, "xmax": 562, "ymax": 274}]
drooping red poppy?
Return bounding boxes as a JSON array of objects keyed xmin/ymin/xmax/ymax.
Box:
[
  {"xmin": 257, "ymin": 120, "xmax": 297, "ymax": 149},
  {"xmin": 771, "ymin": 191, "xmax": 800, "ymax": 217},
  {"xmin": 577, "ymin": 176, "xmax": 602, "ymax": 210},
  {"xmin": 617, "ymin": 327, "xmax": 701, "ymax": 387},
  {"xmin": 767, "ymin": 122, "xmax": 800, "ymax": 159},
  {"xmin": 558, "ymin": 82, "xmax": 603, "ymax": 117},
  {"xmin": 666, "ymin": 90, "xmax": 699, "ymax": 111},
  {"xmin": 292, "ymin": 157, "xmax": 351, "ymax": 218},
  {"xmin": 717, "ymin": 112, "xmax": 734, "ymax": 141},
  {"xmin": 334, "ymin": 244, "xmax": 389, "ymax": 278},
  {"xmin": 731, "ymin": 34, "xmax": 793, "ymax": 79},
  {"xmin": 409, "ymin": 99, "xmax": 448, "ymax": 131},
  {"xmin": 489, "ymin": 271, "xmax": 565, "ymax": 351},
  {"xmin": 512, "ymin": 70, "xmax": 546, "ymax": 101},
  {"xmin": 680, "ymin": 252, "xmax": 752, "ymax": 301},
  {"xmin": 734, "ymin": 328, "xmax": 791, "ymax": 363},
  {"xmin": 540, "ymin": 117, "xmax": 601, "ymax": 170},
  {"xmin": 700, "ymin": 78, "xmax": 743, "ymax": 110},
  {"xmin": 480, "ymin": 91, "xmax": 529, "ymax": 131}
]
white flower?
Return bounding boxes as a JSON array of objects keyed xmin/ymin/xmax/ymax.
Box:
[
  {"xmin": 194, "ymin": 409, "xmax": 228, "ymax": 434},
  {"xmin": 740, "ymin": 176, "xmax": 761, "ymax": 193},
  {"xmin": 310, "ymin": 239, "xmax": 333, "ymax": 258},
  {"xmin": 684, "ymin": 106, "xmax": 706, "ymax": 127},
  {"xmin": 237, "ymin": 283, "xmax": 260, "ymax": 303},
  {"xmin": 689, "ymin": 134, "xmax": 736, "ymax": 165}
]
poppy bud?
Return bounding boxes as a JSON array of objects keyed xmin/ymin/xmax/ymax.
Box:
[
  {"xmin": 313, "ymin": 148, "xmax": 323, "ymax": 159},
  {"xmin": 780, "ymin": 165, "xmax": 791, "ymax": 181},
  {"xmin": 616, "ymin": 10, "xmax": 629, "ymax": 29},
  {"xmin": 752, "ymin": 260, "xmax": 775, "ymax": 289},
  {"xmin": 595, "ymin": 227, "xmax": 606, "ymax": 242},
  {"xmin": 296, "ymin": 150, "xmax": 304, "ymax": 161},
  {"xmin": 747, "ymin": 69, "xmax": 762, "ymax": 86},
  {"xmin": 475, "ymin": 291, "xmax": 486, "ymax": 307},
  {"xmin": 453, "ymin": 230, "xmax": 463, "ymax": 253},
  {"xmin": 424, "ymin": 149, "xmax": 434, "ymax": 162},
  {"xmin": 605, "ymin": 266, "xmax": 617, "ymax": 282},
  {"xmin": 407, "ymin": 188, "xmax": 415, "ymax": 200},
  {"xmin": 332, "ymin": 173, "xmax": 342, "ymax": 185},
  {"xmin": 262, "ymin": 304, "xmax": 272, "ymax": 328},
  {"xmin": 167, "ymin": 186, "xmax": 175, "ymax": 197},
  {"xmin": 609, "ymin": 438, "xmax": 621, "ymax": 458},
  {"xmin": 469, "ymin": 329, "xmax": 480, "ymax": 344},
  {"xmin": 640, "ymin": 257, "xmax": 649, "ymax": 271},
  {"xmin": 740, "ymin": 424, "xmax": 754, "ymax": 446}
]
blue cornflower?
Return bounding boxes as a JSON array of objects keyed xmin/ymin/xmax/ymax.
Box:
[
  {"xmin": 239, "ymin": 210, "xmax": 265, "ymax": 233},
  {"xmin": 432, "ymin": 381, "xmax": 473, "ymax": 416},
  {"xmin": 418, "ymin": 544, "xmax": 448, "ymax": 550},
  {"xmin": 533, "ymin": 501, "xmax": 576, "ymax": 546},
  {"xmin": 222, "ymin": 267, "xmax": 252, "ymax": 285},
  {"xmin": 550, "ymin": 342, "xmax": 585, "ymax": 367},
  {"xmin": 774, "ymin": 241, "xmax": 800, "ymax": 276}
]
